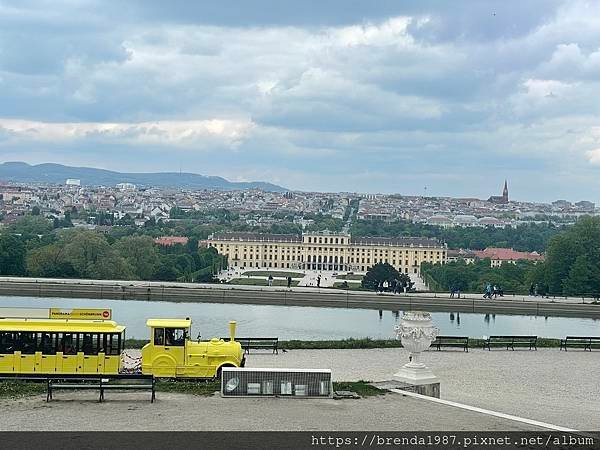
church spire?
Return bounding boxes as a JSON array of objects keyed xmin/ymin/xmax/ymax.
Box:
[{"xmin": 502, "ymin": 179, "xmax": 508, "ymax": 202}]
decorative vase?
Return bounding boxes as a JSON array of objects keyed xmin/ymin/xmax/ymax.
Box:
[{"xmin": 393, "ymin": 311, "xmax": 439, "ymax": 384}]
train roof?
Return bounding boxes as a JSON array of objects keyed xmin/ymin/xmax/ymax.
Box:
[
  {"xmin": 146, "ymin": 318, "xmax": 191, "ymax": 328},
  {"xmin": 0, "ymin": 318, "xmax": 125, "ymax": 333}
]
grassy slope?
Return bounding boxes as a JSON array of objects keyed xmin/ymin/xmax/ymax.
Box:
[
  {"xmin": 124, "ymin": 337, "xmax": 563, "ymax": 349},
  {"xmin": 241, "ymin": 271, "xmax": 304, "ymax": 278}
]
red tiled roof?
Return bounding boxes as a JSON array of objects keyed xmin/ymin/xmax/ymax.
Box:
[
  {"xmin": 154, "ymin": 236, "xmax": 189, "ymax": 246},
  {"xmin": 474, "ymin": 247, "xmax": 544, "ymax": 261}
]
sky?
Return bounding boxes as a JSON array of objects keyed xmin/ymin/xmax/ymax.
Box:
[{"xmin": 1, "ymin": 0, "xmax": 600, "ymax": 202}]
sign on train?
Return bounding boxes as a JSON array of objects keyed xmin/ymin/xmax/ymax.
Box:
[{"xmin": 49, "ymin": 308, "xmax": 112, "ymax": 320}]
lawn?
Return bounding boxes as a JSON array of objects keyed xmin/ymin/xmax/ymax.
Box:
[
  {"xmin": 241, "ymin": 271, "xmax": 304, "ymax": 278},
  {"xmin": 228, "ymin": 278, "xmax": 300, "ymax": 287},
  {"xmin": 0, "ymin": 380, "xmax": 46, "ymax": 398},
  {"xmin": 335, "ymin": 274, "xmax": 364, "ymax": 281},
  {"xmin": 333, "ymin": 282, "xmax": 365, "ymax": 290}
]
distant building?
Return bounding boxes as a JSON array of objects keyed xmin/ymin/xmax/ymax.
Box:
[
  {"xmin": 116, "ymin": 182, "xmax": 136, "ymax": 191},
  {"xmin": 552, "ymin": 200, "xmax": 572, "ymax": 209},
  {"xmin": 474, "ymin": 247, "xmax": 544, "ymax": 267},
  {"xmin": 154, "ymin": 236, "xmax": 189, "ymax": 246},
  {"xmin": 65, "ymin": 179, "xmax": 81, "ymax": 186},
  {"xmin": 575, "ymin": 200, "xmax": 595, "ymax": 211},
  {"xmin": 453, "ymin": 215, "xmax": 477, "ymax": 227},
  {"xmin": 487, "ymin": 180, "xmax": 509, "ymax": 204},
  {"xmin": 204, "ymin": 231, "xmax": 447, "ymax": 275},
  {"xmin": 447, "ymin": 249, "xmax": 477, "ymax": 264},
  {"xmin": 477, "ymin": 216, "xmax": 506, "ymax": 228},
  {"xmin": 426, "ymin": 215, "xmax": 453, "ymax": 228}
]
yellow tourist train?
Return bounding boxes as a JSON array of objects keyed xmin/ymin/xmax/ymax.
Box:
[{"xmin": 0, "ymin": 314, "xmax": 244, "ymax": 378}]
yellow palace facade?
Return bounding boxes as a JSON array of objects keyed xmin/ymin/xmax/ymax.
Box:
[{"xmin": 203, "ymin": 231, "xmax": 447, "ymax": 275}]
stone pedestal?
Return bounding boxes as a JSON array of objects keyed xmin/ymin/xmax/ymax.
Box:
[{"xmin": 393, "ymin": 311, "xmax": 440, "ymax": 398}]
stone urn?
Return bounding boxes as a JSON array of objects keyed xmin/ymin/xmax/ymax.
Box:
[{"xmin": 393, "ymin": 311, "xmax": 439, "ymax": 384}]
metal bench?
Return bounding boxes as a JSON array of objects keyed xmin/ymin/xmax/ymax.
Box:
[
  {"xmin": 560, "ymin": 336, "xmax": 600, "ymax": 352},
  {"xmin": 222, "ymin": 337, "xmax": 279, "ymax": 354},
  {"xmin": 484, "ymin": 335, "xmax": 537, "ymax": 351},
  {"xmin": 47, "ymin": 375, "xmax": 155, "ymax": 402},
  {"xmin": 430, "ymin": 336, "xmax": 469, "ymax": 352}
]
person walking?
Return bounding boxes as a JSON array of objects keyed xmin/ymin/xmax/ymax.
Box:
[
  {"xmin": 287, "ymin": 276, "xmax": 292, "ymax": 289},
  {"xmin": 493, "ymin": 285, "xmax": 498, "ymax": 299},
  {"xmin": 450, "ymin": 285, "xmax": 455, "ymax": 298},
  {"xmin": 484, "ymin": 282, "xmax": 492, "ymax": 299},
  {"xmin": 268, "ymin": 274, "xmax": 273, "ymax": 287},
  {"xmin": 316, "ymin": 275, "xmax": 321, "ymax": 288}
]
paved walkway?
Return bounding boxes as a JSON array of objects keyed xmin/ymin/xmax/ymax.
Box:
[
  {"xmin": 0, "ymin": 391, "xmax": 547, "ymax": 431},
  {"xmin": 2, "ymin": 276, "xmax": 595, "ymax": 305},
  {"xmin": 246, "ymin": 348, "xmax": 600, "ymax": 430}
]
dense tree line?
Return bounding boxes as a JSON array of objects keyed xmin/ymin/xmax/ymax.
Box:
[
  {"xmin": 422, "ymin": 216, "xmax": 600, "ymax": 296},
  {"xmin": 351, "ymin": 220, "xmax": 562, "ymax": 252},
  {"xmin": 421, "ymin": 259, "xmax": 538, "ymax": 295},
  {"xmin": 0, "ymin": 217, "xmax": 226, "ymax": 282}
]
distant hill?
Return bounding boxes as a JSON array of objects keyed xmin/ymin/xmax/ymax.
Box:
[{"xmin": 0, "ymin": 162, "xmax": 286, "ymax": 192}]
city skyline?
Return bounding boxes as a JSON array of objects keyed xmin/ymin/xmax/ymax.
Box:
[
  {"xmin": 0, "ymin": 161, "xmax": 588, "ymax": 204},
  {"xmin": 2, "ymin": 1, "xmax": 600, "ymax": 202}
]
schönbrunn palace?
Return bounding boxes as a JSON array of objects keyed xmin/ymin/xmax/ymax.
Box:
[{"xmin": 203, "ymin": 231, "xmax": 447, "ymax": 275}]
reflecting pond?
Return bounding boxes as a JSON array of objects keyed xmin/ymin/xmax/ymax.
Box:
[{"xmin": 2, "ymin": 296, "xmax": 599, "ymax": 340}]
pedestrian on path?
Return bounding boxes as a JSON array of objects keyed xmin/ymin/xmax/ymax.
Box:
[
  {"xmin": 317, "ymin": 275, "xmax": 321, "ymax": 288},
  {"xmin": 268, "ymin": 275, "xmax": 273, "ymax": 287},
  {"xmin": 287, "ymin": 276, "xmax": 292, "ymax": 289}
]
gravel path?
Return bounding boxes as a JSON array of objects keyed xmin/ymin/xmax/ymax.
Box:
[
  {"xmin": 247, "ymin": 348, "xmax": 600, "ymax": 430},
  {"xmin": 0, "ymin": 392, "xmax": 544, "ymax": 431}
]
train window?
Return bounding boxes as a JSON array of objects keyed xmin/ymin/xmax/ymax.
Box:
[
  {"xmin": 104, "ymin": 333, "xmax": 122, "ymax": 355},
  {"xmin": 0, "ymin": 332, "xmax": 15, "ymax": 354},
  {"xmin": 165, "ymin": 328, "xmax": 185, "ymax": 346},
  {"xmin": 17, "ymin": 332, "xmax": 37, "ymax": 354},
  {"xmin": 78, "ymin": 333, "xmax": 99, "ymax": 355},
  {"xmin": 57, "ymin": 333, "xmax": 77, "ymax": 355},
  {"xmin": 39, "ymin": 333, "xmax": 56, "ymax": 355},
  {"xmin": 154, "ymin": 328, "xmax": 165, "ymax": 346}
]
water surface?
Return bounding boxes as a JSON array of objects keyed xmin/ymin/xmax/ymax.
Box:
[{"xmin": 1, "ymin": 296, "xmax": 598, "ymax": 340}]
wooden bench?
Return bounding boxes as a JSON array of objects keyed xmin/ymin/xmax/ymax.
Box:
[
  {"xmin": 430, "ymin": 336, "xmax": 469, "ymax": 352},
  {"xmin": 484, "ymin": 335, "xmax": 537, "ymax": 351},
  {"xmin": 47, "ymin": 375, "xmax": 155, "ymax": 403},
  {"xmin": 222, "ymin": 337, "xmax": 279, "ymax": 354},
  {"xmin": 560, "ymin": 336, "xmax": 600, "ymax": 352}
]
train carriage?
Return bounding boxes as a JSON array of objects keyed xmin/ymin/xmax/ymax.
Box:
[{"xmin": 0, "ymin": 318, "xmax": 125, "ymax": 375}]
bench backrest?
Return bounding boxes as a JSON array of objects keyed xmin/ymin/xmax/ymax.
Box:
[
  {"xmin": 436, "ymin": 336, "xmax": 469, "ymax": 340},
  {"xmin": 489, "ymin": 336, "xmax": 537, "ymax": 339}
]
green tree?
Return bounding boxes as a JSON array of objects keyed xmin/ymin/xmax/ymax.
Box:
[
  {"xmin": 543, "ymin": 216, "xmax": 600, "ymax": 294},
  {"xmin": 0, "ymin": 235, "xmax": 26, "ymax": 275},
  {"xmin": 563, "ymin": 256, "xmax": 599, "ymax": 296},
  {"xmin": 362, "ymin": 262, "xmax": 401, "ymax": 290},
  {"xmin": 8, "ymin": 216, "xmax": 52, "ymax": 238},
  {"xmin": 114, "ymin": 235, "xmax": 159, "ymax": 280},
  {"xmin": 27, "ymin": 244, "xmax": 77, "ymax": 278},
  {"xmin": 61, "ymin": 230, "xmax": 133, "ymax": 279}
]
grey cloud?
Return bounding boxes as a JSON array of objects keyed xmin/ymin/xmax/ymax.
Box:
[{"xmin": 1, "ymin": 0, "xmax": 600, "ymax": 201}]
